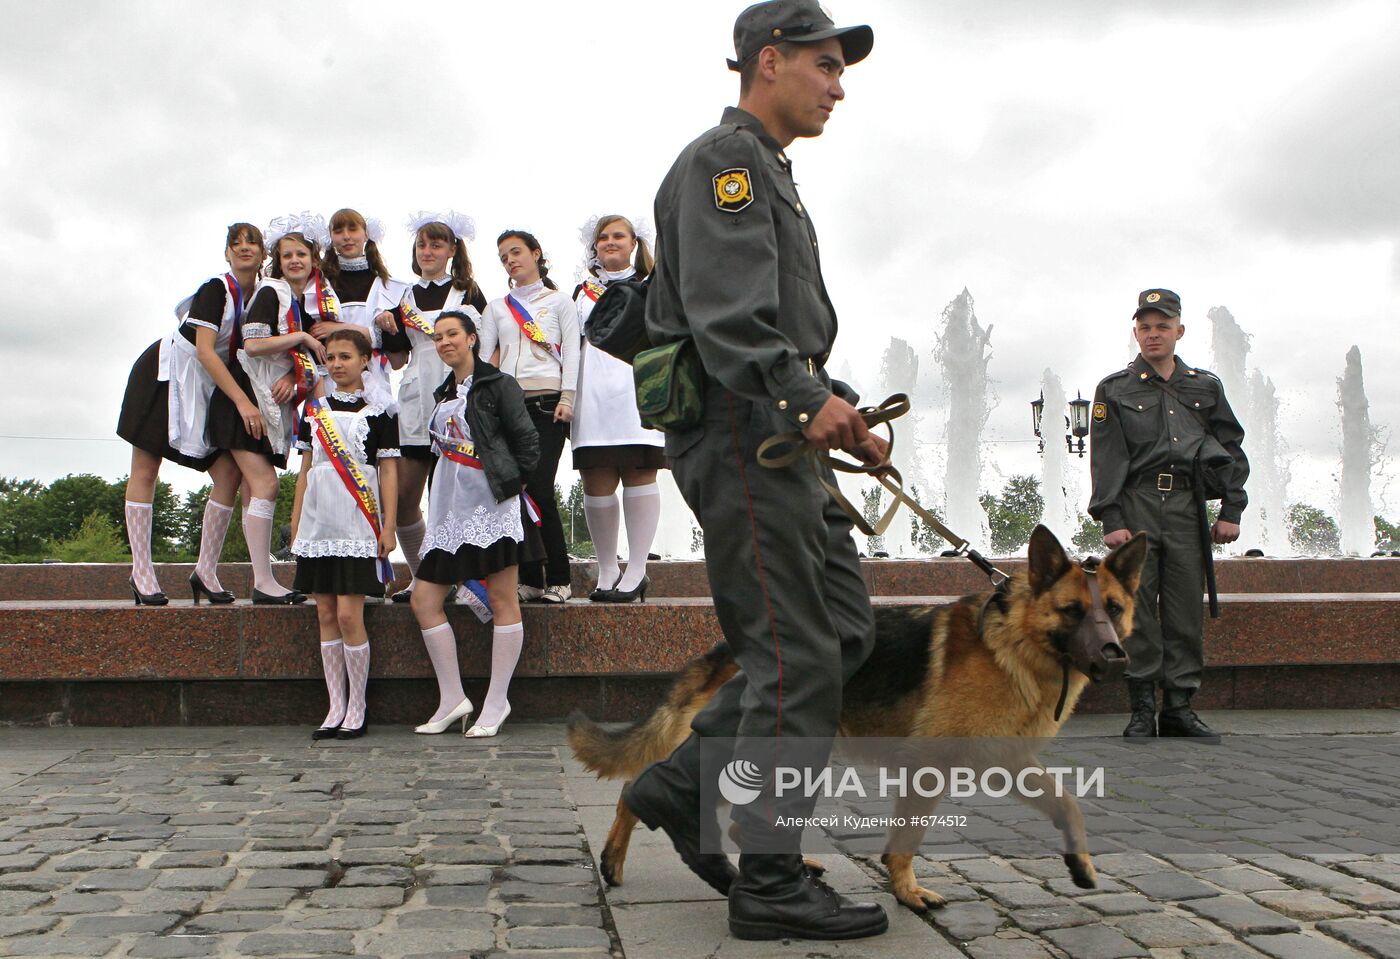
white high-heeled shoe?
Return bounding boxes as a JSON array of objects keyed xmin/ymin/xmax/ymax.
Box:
[
  {"xmin": 415, "ymin": 697, "xmax": 473, "ymax": 734},
  {"xmin": 464, "ymin": 703, "xmax": 510, "ymax": 738}
]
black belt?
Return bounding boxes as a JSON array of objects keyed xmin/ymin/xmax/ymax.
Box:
[{"xmin": 1134, "ymin": 472, "xmax": 1193, "ymax": 492}]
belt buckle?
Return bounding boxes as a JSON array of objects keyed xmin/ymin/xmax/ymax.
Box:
[
  {"xmin": 806, "ymin": 358, "xmax": 816, "ymax": 376},
  {"xmin": 1156, "ymin": 473, "xmax": 1173, "ymax": 492}
]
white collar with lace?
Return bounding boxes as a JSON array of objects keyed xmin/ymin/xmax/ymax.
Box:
[
  {"xmin": 510, "ymin": 278, "xmax": 546, "ymax": 301},
  {"xmin": 600, "ymin": 266, "xmax": 636, "ymax": 283},
  {"xmin": 416, "ymin": 273, "xmax": 452, "ymax": 289},
  {"xmin": 337, "ymin": 254, "xmax": 369, "ymax": 271},
  {"xmin": 330, "ymin": 389, "xmax": 365, "ymax": 403}
]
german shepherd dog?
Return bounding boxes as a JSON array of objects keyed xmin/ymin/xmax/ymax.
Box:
[{"xmin": 568, "ymin": 525, "xmax": 1148, "ymax": 912}]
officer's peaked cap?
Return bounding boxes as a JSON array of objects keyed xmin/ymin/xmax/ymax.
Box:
[{"xmin": 727, "ymin": 0, "xmax": 874, "ymax": 71}]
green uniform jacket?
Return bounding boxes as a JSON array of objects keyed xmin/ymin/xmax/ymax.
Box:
[
  {"xmin": 645, "ymin": 107, "xmax": 856, "ymax": 454},
  {"xmin": 1088, "ymin": 355, "xmax": 1249, "ymax": 534}
]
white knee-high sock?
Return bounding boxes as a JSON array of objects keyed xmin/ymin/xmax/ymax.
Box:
[
  {"xmin": 319, "ymin": 639, "xmax": 346, "ymax": 729},
  {"xmin": 342, "ymin": 641, "xmax": 371, "ymax": 729},
  {"xmin": 618, "ymin": 483, "xmax": 661, "ymax": 592},
  {"xmin": 478, "ymin": 621, "xmax": 524, "ymax": 727},
  {"xmin": 421, "ymin": 622, "xmax": 467, "ymax": 722},
  {"xmin": 195, "ymin": 499, "xmax": 234, "ymax": 592},
  {"xmin": 242, "ymin": 497, "xmax": 286, "ymax": 595},
  {"xmin": 398, "ymin": 517, "xmax": 427, "ymax": 580},
  {"xmin": 583, "ymin": 493, "xmax": 621, "ymax": 590},
  {"xmin": 125, "ymin": 501, "xmax": 160, "ymax": 595}
]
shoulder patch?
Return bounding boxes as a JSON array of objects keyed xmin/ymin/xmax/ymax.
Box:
[
  {"xmin": 713, "ymin": 168, "xmax": 753, "ymax": 213},
  {"xmin": 1092, "ymin": 402, "xmax": 1107, "ymax": 422}
]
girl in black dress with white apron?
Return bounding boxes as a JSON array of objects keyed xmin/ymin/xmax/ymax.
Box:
[
  {"xmin": 207, "ymin": 215, "xmax": 333, "ymax": 602},
  {"xmin": 316, "ymin": 209, "xmax": 407, "ymax": 413},
  {"xmin": 380, "ymin": 212, "xmax": 488, "ymax": 603},
  {"xmin": 409, "ymin": 311, "xmax": 542, "ymax": 738},
  {"xmin": 571, "ymin": 215, "xmax": 665, "ymax": 603},
  {"xmin": 117, "ymin": 222, "xmax": 262, "ymax": 605},
  {"xmin": 290, "ymin": 328, "xmax": 399, "ymax": 740}
]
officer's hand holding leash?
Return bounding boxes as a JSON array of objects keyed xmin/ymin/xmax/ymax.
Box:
[{"xmin": 803, "ymin": 395, "xmax": 886, "ymax": 468}]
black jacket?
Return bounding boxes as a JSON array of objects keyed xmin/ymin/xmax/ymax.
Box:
[{"xmin": 432, "ymin": 361, "xmax": 540, "ymax": 503}]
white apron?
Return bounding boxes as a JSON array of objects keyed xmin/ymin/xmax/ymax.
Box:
[
  {"xmin": 162, "ymin": 274, "xmax": 246, "ymax": 461},
  {"xmin": 571, "ymin": 275, "xmax": 664, "ymax": 450},
  {"xmin": 396, "ymin": 285, "xmax": 471, "ymax": 448},
  {"xmin": 339, "ymin": 275, "xmax": 408, "ymax": 415},
  {"xmin": 291, "ymin": 398, "xmax": 391, "ymax": 559},
  {"xmin": 238, "ymin": 277, "xmax": 326, "ymax": 458}
]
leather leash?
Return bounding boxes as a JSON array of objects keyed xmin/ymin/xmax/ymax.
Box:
[{"xmin": 756, "ymin": 392, "xmax": 1011, "ymax": 592}]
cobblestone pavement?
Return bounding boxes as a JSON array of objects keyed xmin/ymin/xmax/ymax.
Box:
[{"xmin": 0, "ymin": 713, "xmax": 1397, "ymax": 958}]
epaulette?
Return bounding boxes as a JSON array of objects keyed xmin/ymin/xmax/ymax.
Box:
[
  {"xmin": 1099, "ymin": 366, "xmax": 1132, "ymax": 385},
  {"xmin": 1184, "ymin": 365, "xmax": 1220, "ymax": 382}
]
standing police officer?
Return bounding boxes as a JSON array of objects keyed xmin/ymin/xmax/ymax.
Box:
[
  {"xmin": 623, "ymin": 0, "xmax": 889, "ymax": 942},
  {"xmin": 1089, "ymin": 289, "xmax": 1249, "ymax": 742}
]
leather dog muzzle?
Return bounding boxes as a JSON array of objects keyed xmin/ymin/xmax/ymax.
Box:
[{"xmin": 1076, "ymin": 558, "xmax": 1129, "ymax": 683}]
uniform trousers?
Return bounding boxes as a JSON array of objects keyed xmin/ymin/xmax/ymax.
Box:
[
  {"xmin": 1119, "ymin": 484, "xmax": 1206, "ymax": 691},
  {"xmin": 653, "ymin": 391, "xmax": 876, "ymax": 848},
  {"xmin": 518, "ymin": 395, "xmax": 572, "ymax": 589}
]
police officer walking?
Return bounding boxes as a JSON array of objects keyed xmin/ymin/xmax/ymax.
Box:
[
  {"xmin": 1089, "ymin": 289, "xmax": 1249, "ymax": 742},
  {"xmin": 622, "ymin": 0, "xmax": 889, "ymax": 942}
]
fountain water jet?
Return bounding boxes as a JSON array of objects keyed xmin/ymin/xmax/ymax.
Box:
[
  {"xmin": 875, "ymin": 337, "xmax": 921, "ymax": 556},
  {"xmin": 1337, "ymin": 346, "xmax": 1376, "ymax": 555},
  {"xmin": 1246, "ymin": 371, "xmax": 1291, "ymax": 555},
  {"xmin": 935, "ymin": 289, "xmax": 992, "ymax": 552}
]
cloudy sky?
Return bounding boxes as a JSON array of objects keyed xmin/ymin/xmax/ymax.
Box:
[{"xmin": 1, "ymin": 0, "xmax": 1396, "ymax": 551}]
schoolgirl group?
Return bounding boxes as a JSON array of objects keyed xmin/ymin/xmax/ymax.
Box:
[{"xmin": 117, "ymin": 209, "xmax": 665, "ymax": 741}]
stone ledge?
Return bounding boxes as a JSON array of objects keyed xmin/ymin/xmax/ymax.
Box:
[
  {"xmin": 2, "ymin": 557, "xmax": 1398, "ymax": 601},
  {"xmin": 0, "ymin": 594, "xmax": 1396, "ymax": 684},
  {"xmin": 2, "ymin": 665, "xmax": 1397, "ymax": 726}
]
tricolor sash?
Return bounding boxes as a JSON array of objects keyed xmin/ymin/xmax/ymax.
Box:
[
  {"xmin": 436, "ymin": 415, "xmax": 483, "ymax": 469},
  {"xmin": 222, "ymin": 274, "xmax": 245, "ymax": 361},
  {"xmin": 580, "ymin": 278, "xmax": 606, "ymax": 303},
  {"xmin": 306, "ymin": 398, "xmax": 395, "ymax": 584},
  {"xmin": 284, "ymin": 295, "xmax": 321, "ymax": 405},
  {"xmin": 505, "ymin": 293, "xmax": 562, "ymax": 366}
]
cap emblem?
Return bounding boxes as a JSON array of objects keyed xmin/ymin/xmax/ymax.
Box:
[{"xmin": 1146, "ymin": 292, "xmax": 1161, "ymax": 303}]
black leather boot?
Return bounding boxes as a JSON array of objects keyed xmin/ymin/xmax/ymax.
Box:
[
  {"xmin": 728, "ymin": 853, "xmax": 888, "ymax": 941},
  {"xmin": 1158, "ymin": 688, "xmax": 1220, "ymax": 742},
  {"xmin": 1122, "ymin": 679, "xmax": 1157, "ymax": 740},
  {"xmin": 622, "ymin": 752, "xmax": 738, "ymax": 896}
]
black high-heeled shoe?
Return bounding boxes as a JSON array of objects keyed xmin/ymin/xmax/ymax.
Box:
[
  {"xmin": 390, "ymin": 586, "xmax": 413, "ymax": 604},
  {"xmin": 189, "ymin": 571, "xmax": 235, "ymax": 605},
  {"xmin": 589, "ymin": 573, "xmax": 623, "ymax": 602},
  {"xmin": 336, "ymin": 721, "xmax": 367, "ymax": 740},
  {"xmin": 596, "ymin": 575, "xmax": 649, "ymax": 604},
  {"xmin": 311, "ymin": 725, "xmax": 340, "ymax": 741},
  {"xmin": 251, "ymin": 587, "xmax": 307, "ymax": 605},
  {"xmin": 129, "ymin": 576, "xmax": 168, "ymax": 607}
]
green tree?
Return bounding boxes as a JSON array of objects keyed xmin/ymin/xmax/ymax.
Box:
[
  {"xmin": 1375, "ymin": 515, "xmax": 1398, "ymax": 552},
  {"xmin": 1287, "ymin": 503, "xmax": 1341, "ymax": 556},
  {"xmin": 861, "ymin": 486, "xmax": 886, "ymax": 554},
  {"xmin": 907, "ymin": 483, "xmax": 948, "ymax": 555},
  {"xmin": 48, "ymin": 512, "xmax": 132, "ymax": 563},
  {"xmin": 38, "ymin": 474, "xmax": 125, "ymax": 545},
  {"xmin": 1071, "ymin": 513, "xmax": 1105, "ymax": 555},
  {"xmin": 978, "ymin": 474, "xmax": 1044, "ymax": 555},
  {"xmin": 555, "ymin": 479, "xmax": 593, "ymax": 558},
  {"xmin": 0, "ymin": 477, "xmax": 47, "ymax": 558}
]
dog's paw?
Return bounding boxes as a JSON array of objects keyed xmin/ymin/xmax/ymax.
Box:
[
  {"xmin": 1064, "ymin": 852, "xmax": 1096, "ymax": 889},
  {"xmin": 894, "ymin": 883, "xmax": 946, "ymax": 913},
  {"xmin": 600, "ymin": 853, "xmax": 624, "ymax": 887},
  {"xmin": 802, "ymin": 857, "xmax": 827, "ymax": 876}
]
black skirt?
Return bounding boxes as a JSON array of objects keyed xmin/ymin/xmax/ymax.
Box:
[
  {"xmin": 206, "ymin": 361, "xmax": 290, "ymax": 469},
  {"xmin": 417, "ymin": 524, "xmax": 545, "ymax": 585},
  {"xmin": 293, "ymin": 556, "xmax": 386, "ymax": 597},
  {"xmin": 117, "ymin": 340, "xmax": 218, "ymax": 472},
  {"xmin": 400, "ymin": 444, "xmax": 433, "ymax": 462},
  {"xmin": 572, "ymin": 443, "xmax": 668, "ymax": 471}
]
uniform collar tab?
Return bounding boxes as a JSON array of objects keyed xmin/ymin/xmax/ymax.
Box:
[{"xmin": 722, "ymin": 106, "xmax": 788, "ymax": 161}]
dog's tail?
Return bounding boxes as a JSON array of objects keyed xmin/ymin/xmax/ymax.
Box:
[{"xmin": 567, "ymin": 643, "xmax": 739, "ymax": 780}]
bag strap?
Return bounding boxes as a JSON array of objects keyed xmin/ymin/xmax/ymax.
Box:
[{"xmin": 756, "ymin": 392, "xmax": 1011, "ymax": 590}]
